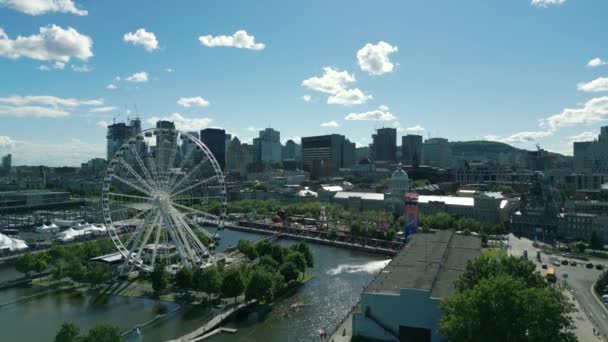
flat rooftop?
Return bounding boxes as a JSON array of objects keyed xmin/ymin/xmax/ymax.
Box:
[
  {"xmin": 365, "ymin": 230, "xmax": 481, "ymax": 299},
  {"xmin": 418, "ymin": 195, "xmax": 474, "ymax": 207}
]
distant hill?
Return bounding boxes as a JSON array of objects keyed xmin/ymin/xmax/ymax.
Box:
[{"xmin": 450, "ymin": 140, "xmax": 521, "ymax": 160}]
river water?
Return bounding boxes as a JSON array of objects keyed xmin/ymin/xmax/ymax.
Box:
[{"xmin": 0, "ymin": 229, "xmax": 387, "ymax": 342}]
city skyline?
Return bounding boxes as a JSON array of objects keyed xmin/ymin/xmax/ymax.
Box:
[{"xmin": 1, "ymin": 0, "xmax": 608, "ymax": 166}]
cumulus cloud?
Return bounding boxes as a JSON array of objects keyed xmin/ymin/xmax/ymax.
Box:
[
  {"xmin": 345, "ymin": 107, "xmax": 396, "ymax": 121},
  {"xmin": 320, "ymin": 120, "xmax": 339, "ymax": 128},
  {"xmin": 302, "ymin": 67, "xmax": 356, "ymax": 94},
  {"xmin": 531, "ymin": 0, "xmax": 566, "ymax": 7},
  {"xmin": 0, "ymin": 95, "xmax": 103, "ymax": 118},
  {"xmin": 106, "ymin": 84, "xmax": 117, "ymax": 90},
  {"xmin": 378, "ymin": 105, "xmax": 389, "ymax": 111},
  {"xmin": 0, "ymin": 137, "xmax": 104, "ymax": 166},
  {"xmin": 164, "ymin": 68, "xmax": 174, "ymax": 72},
  {"xmin": 577, "ymin": 77, "xmax": 608, "ymax": 93},
  {"xmin": 96, "ymin": 121, "xmax": 108, "ymax": 128},
  {"xmin": 71, "ymin": 64, "xmax": 91, "ymax": 72},
  {"xmin": 406, "ymin": 125, "xmax": 425, "ymax": 134},
  {"xmin": 177, "ymin": 96, "xmax": 210, "ymax": 108},
  {"xmin": 0, "ymin": 25, "xmax": 93, "ymax": 62},
  {"xmin": 302, "ymin": 94, "xmax": 311, "ymax": 102},
  {"xmin": 123, "ymin": 28, "xmax": 159, "ymax": 52},
  {"xmin": 483, "ymin": 130, "xmax": 553, "ymax": 144},
  {"xmin": 357, "ymin": 41, "xmax": 398, "ymax": 76},
  {"xmin": 541, "ymin": 96, "xmax": 608, "ymax": 130},
  {"xmin": 568, "ymin": 131, "xmax": 598, "ymax": 142},
  {"xmin": 0, "ymin": 135, "xmax": 16, "ymax": 149},
  {"xmin": 247, "ymin": 126, "xmax": 257, "ymax": 132},
  {"xmin": 0, "ymin": 0, "xmax": 87, "ymax": 15},
  {"xmin": 588, "ymin": 58, "xmax": 607, "ymax": 68},
  {"xmin": 37, "ymin": 65, "xmax": 50, "ymax": 71},
  {"xmin": 199, "ymin": 30, "xmax": 265, "ymax": 50},
  {"xmin": 327, "ymin": 88, "xmax": 372, "ymax": 106},
  {"xmin": 89, "ymin": 106, "xmax": 117, "ymax": 113},
  {"xmin": 125, "ymin": 71, "xmax": 148, "ymax": 82},
  {"xmin": 146, "ymin": 113, "xmax": 212, "ymax": 131}
]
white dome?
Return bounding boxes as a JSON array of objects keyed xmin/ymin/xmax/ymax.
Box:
[{"xmin": 391, "ymin": 167, "xmax": 409, "ymax": 180}]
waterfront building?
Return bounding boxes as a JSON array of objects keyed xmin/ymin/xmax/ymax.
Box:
[
  {"xmin": 352, "ymin": 230, "xmax": 481, "ymax": 342},
  {"xmin": 422, "ymin": 138, "xmax": 453, "ymax": 168},
  {"xmin": 574, "ymin": 126, "xmax": 608, "ymax": 172},
  {"xmin": 386, "ymin": 166, "xmax": 410, "ymax": 213},
  {"xmin": 372, "ymin": 128, "xmax": 397, "ymax": 162},
  {"xmin": 302, "ymin": 134, "xmax": 355, "ymax": 179},
  {"xmin": 401, "ymin": 135, "xmax": 422, "ymax": 167},
  {"xmin": 200, "ymin": 128, "xmax": 226, "ymax": 170},
  {"xmin": 557, "ymin": 212, "xmax": 608, "ymax": 242},
  {"xmin": 332, "ymin": 191, "xmax": 386, "ymax": 211}
]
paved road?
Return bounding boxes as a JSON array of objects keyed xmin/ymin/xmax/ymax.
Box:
[{"xmin": 508, "ymin": 234, "xmax": 608, "ymax": 340}]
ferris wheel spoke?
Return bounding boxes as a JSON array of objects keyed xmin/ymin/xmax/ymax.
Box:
[
  {"xmin": 149, "ymin": 216, "xmax": 164, "ymax": 268},
  {"xmin": 168, "ymin": 155, "xmax": 209, "ymax": 194},
  {"xmin": 125, "ymin": 208, "xmax": 158, "ymax": 255},
  {"xmin": 170, "ymin": 175, "xmax": 218, "ymax": 198},
  {"xmin": 128, "ymin": 145, "xmax": 158, "ymax": 192},
  {"xmin": 111, "ymin": 174, "xmax": 155, "ymax": 198},
  {"xmin": 107, "ymin": 192, "xmax": 153, "ymax": 202},
  {"xmin": 166, "ymin": 144, "xmax": 198, "ymax": 191},
  {"xmin": 167, "ymin": 209, "xmax": 199, "ymax": 263},
  {"xmin": 159, "ymin": 208, "xmax": 190, "ymax": 267},
  {"xmin": 146, "ymin": 151, "xmax": 162, "ymax": 185},
  {"xmin": 118, "ymin": 158, "xmax": 156, "ymax": 194},
  {"xmin": 170, "ymin": 201, "xmax": 220, "ymax": 221},
  {"xmin": 134, "ymin": 212, "xmax": 161, "ymax": 261}
]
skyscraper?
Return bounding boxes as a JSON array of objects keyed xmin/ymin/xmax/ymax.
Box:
[
  {"xmin": 253, "ymin": 128, "xmax": 281, "ymax": 163},
  {"xmin": 574, "ymin": 126, "xmax": 608, "ymax": 172},
  {"xmin": 1, "ymin": 153, "xmax": 11, "ymax": 169},
  {"xmin": 422, "ymin": 137, "xmax": 453, "ymax": 167},
  {"xmin": 155, "ymin": 120, "xmax": 177, "ymax": 170},
  {"xmin": 301, "ymin": 134, "xmax": 355, "ymax": 178},
  {"xmin": 226, "ymin": 137, "xmax": 253, "ymax": 177},
  {"xmin": 401, "ymin": 134, "xmax": 423, "ymax": 167},
  {"xmin": 200, "ymin": 128, "xmax": 226, "ymax": 170},
  {"xmin": 372, "ymin": 128, "xmax": 397, "ymax": 162},
  {"xmin": 106, "ymin": 119, "xmax": 141, "ymax": 161}
]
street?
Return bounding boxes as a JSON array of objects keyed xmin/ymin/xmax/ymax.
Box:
[{"xmin": 507, "ymin": 234, "xmax": 608, "ymax": 341}]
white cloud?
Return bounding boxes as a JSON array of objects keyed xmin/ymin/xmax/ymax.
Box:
[
  {"xmin": 247, "ymin": 126, "xmax": 257, "ymax": 132},
  {"xmin": 357, "ymin": 41, "xmax": 398, "ymax": 76},
  {"xmin": 302, "ymin": 67, "xmax": 356, "ymax": 94},
  {"xmin": 530, "ymin": 0, "xmax": 566, "ymax": 7},
  {"xmin": 406, "ymin": 125, "xmax": 425, "ymax": 134},
  {"xmin": 392, "ymin": 121, "xmax": 404, "ymax": 132},
  {"xmin": 96, "ymin": 121, "xmax": 108, "ymax": 128},
  {"xmin": 0, "ymin": 137, "xmax": 104, "ymax": 166},
  {"xmin": 125, "ymin": 71, "xmax": 148, "ymax": 82},
  {"xmin": 146, "ymin": 113, "xmax": 213, "ymax": 131},
  {"xmin": 177, "ymin": 96, "xmax": 210, "ymax": 108},
  {"xmin": 379, "ymin": 105, "xmax": 389, "ymax": 111},
  {"xmin": 0, "ymin": 0, "xmax": 87, "ymax": 15},
  {"xmin": 302, "ymin": 94, "xmax": 311, "ymax": 102},
  {"xmin": 542, "ymin": 96, "xmax": 608, "ymax": 130},
  {"xmin": 320, "ymin": 120, "xmax": 339, "ymax": 128},
  {"xmin": 0, "ymin": 95, "xmax": 103, "ymax": 118},
  {"xmin": 89, "ymin": 106, "xmax": 117, "ymax": 113},
  {"xmin": 288, "ymin": 136, "xmax": 301, "ymax": 144},
  {"xmin": 53, "ymin": 61, "xmax": 65, "ymax": 69},
  {"xmin": 106, "ymin": 84, "xmax": 117, "ymax": 90},
  {"xmin": 71, "ymin": 64, "xmax": 91, "ymax": 72},
  {"xmin": 587, "ymin": 58, "xmax": 607, "ymax": 68},
  {"xmin": 199, "ymin": 30, "xmax": 265, "ymax": 50},
  {"xmin": 345, "ymin": 107, "xmax": 397, "ymax": 121},
  {"xmin": 568, "ymin": 131, "xmax": 598, "ymax": 142},
  {"xmin": 0, "ymin": 25, "xmax": 93, "ymax": 62},
  {"xmin": 577, "ymin": 77, "xmax": 608, "ymax": 93},
  {"xmin": 37, "ymin": 65, "xmax": 50, "ymax": 71},
  {"xmin": 0, "ymin": 135, "xmax": 16, "ymax": 149},
  {"xmin": 123, "ymin": 28, "xmax": 159, "ymax": 52},
  {"xmin": 164, "ymin": 68, "xmax": 174, "ymax": 73},
  {"xmin": 483, "ymin": 130, "xmax": 553, "ymax": 144},
  {"xmin": 327, "ymin": 88, "xmax": 372, "ymax": 106},
  {"xmin": 114, "ymin": 76, "xmax": 121, "ymax": 81}
]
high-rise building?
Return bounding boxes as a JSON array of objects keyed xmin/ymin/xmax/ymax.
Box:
[
  {"xmin": 226, "ymin": 137, "xmax": 253, "ymax": 177},
  {"xmin": 574, "ymin": 126, "xmax": 608, "ymax": 172},
  {"xmin": 253, "ymin": 128, "xmax": 281, "ymax": 163},
  {"xmin": 302, "ymin": 134, "xmax": 355, "ymax": 178},
  {"xmin": 402, "ymin": 134, "xmax": 423, "ymax": 167},
  {"xmin": 283, "ymin": 139, "xmax": 301, "ymax": 161},
  {"xmin": 180, "ymin": 131, "xmax": 199, "ymax": 168},
  {"xmin": 155, "ymin": 120, "xmax": 177, "ymax": 170},
  {"xmin": 372, "ymin": 128, "xmax": 397, "ymax": 162},
  {"xmin": 1, "ymin": 153, "xmax": 11, "ymax": 169},
  {"xmin": 106, "ymin": 119, "xmax": 141, "ymax": 161},
  {"xmin": 422, "ymin": 137, "xmax": 453, "ymax": 167},
  {"xmin": 200, "ymin": 128, "xmax": 226, "ymax": 170}
]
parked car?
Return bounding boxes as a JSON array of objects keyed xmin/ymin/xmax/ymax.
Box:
[
  {"xmin": 541, "ymin": 264, "xmax": 548, "ymax": 269},
  {"xmin": 553, "ymin": 260, "xmax": 561, "ymax": 267},
  {"xmin": 597, "ymin": 264, "xmax": 605, "ymax": 270},
  {"xmin": 561, "ymin": 259, "xmax": 569, "ymax": 265},
  {"xmin": 586, "ymin": 263, "xmax": 594, "ymax": 269},
  {"xmin": 570, "ymin": 261, "xmax": 577, "ymax": 266}
]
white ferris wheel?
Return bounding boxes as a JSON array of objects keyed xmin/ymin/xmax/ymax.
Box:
[{"xmin": 101, "ymin": 128, "xmax": 227, "ymax": 273}]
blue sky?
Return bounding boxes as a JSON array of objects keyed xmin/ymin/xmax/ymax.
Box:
[{"xmin": 1, "ymin": 0, "xmax": 608, "ymax": 166}]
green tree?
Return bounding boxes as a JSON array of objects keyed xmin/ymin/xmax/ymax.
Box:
[
  {"xmin": 221, "ymin": 267, "xmax": 245, "ymax": 303},
  {"xmin": 67, "ymin": 260, "xmax": 87, "ymax": 283},
  {"xmin": 279, "ymin": 262, "xmax": 299, "ymax": 282},
  {"xmin": 195, "ymin": 266, "xmax": 222, "ymax": 301},
  {"xmin": 590, "ymin": 231, "xmax": 604, "ymax": 250},
  {"xmin": 87, "ymin": 265, "xmax": 111, "ymax": 286},
  {"xmin": 15, "ymin": 253, "xmax": 35, "ymax": 277},
  {"xmin": 571, "ymin": 241, "xmax": 587, "ymax": 254},
  {"xmin": 292, "ymin": 243, "xmax": 314, "ymax": 267},
  {"xmin": 270, "ymin": 244, "xmax": 284, "ymax": 264},
  {"xmin": 255, "ymin": 240, "xmax": 273, "ymax": 258},
  {"xmin": 441, "ymin": 274, "xmax": 575, "ymax": 342},
  {"xmin": 245, "ymin": 268, "xmax": 277, "ymax": 303},
  {"xmin": 151, "ymin": 263, "xmax": 169, "ymax": 294},
  {"xmin": 456, "ymin": 255, "xmax": 545, "ymax": 292},
  {"xmin": 54, "ymin": 322, "xmax": 80, "ymax": 342},
  {"xmin": 259, "ymin": 255, "xmax": 280, "ymax": 270},
  {"xmin": 284, "ymin": 251, "xmax": 307, "ymax": 273},
  {"xmin": 81, "ymin": 323, "xmax": 121, "ymax": 342},
  {"xmin": 174, "ymin": 266, "xmax": 193, "ymax": 293},
  {"xmin": 53, "ymin": 263, "xmax": 66, "ymax": 281},
  {"xmin": 237, "ymin": 239, "xmax": 257, "ymax": 260}
]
